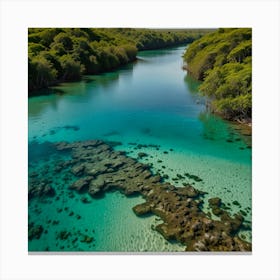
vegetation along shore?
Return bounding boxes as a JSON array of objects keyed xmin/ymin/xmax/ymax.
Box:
[
  {"xmin": 184, "ymin": 28, "xmax": 252, "ymax": 124},
  {"xmin": 28, "ymin": 28, "xmax": 209, "ymax": 94},
  {"xmin": 28, "ymin": 28, "xmax": 251, "ymax": 125},
  {"xmin": 28, "ymin": 28, "xmax": 252, "ymax": 252}
]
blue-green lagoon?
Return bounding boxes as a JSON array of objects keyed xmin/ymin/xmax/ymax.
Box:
[{"xmin": 28, "ymin": 46, "xmax": 252, "ymax": 252}]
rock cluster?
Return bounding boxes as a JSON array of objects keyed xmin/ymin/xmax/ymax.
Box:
[
  {"xmin": 53, "ymin": 140, "xmax": 251, "ymax": 252},
  {"xmin": 28, "ymin": 178, "xmax": 56, "ymax": 199},
  {"xmin": 28, "ymin": 223, "xmax": 44, "ymax": 240}
]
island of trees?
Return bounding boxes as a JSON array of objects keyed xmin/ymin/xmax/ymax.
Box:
[
  {"xmin": 184, "ymin": 28, "xmax": 252, "ymax": 122},
  {"xmin": 28, "ymin": 28, "xmax": 208, "ymax": 95}
]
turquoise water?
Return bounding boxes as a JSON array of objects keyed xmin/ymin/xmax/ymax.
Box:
[{"xmin": 28, "ymin": 46, "xmax": 252, "ymax": 251}]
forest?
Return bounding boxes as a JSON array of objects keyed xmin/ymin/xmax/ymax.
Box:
[
  {"xmin": 28, "ymin": 28, "xmax": 207, "ymax": 94},
  {"xmin": 184, "ymin": 28, "xmax": 252, "ymax": 122}
]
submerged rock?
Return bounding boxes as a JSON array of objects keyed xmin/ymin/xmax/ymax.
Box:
[
  {"xmin": 138, "ymin": 152, "xmax": 148, "ymax": 158},
  {"xmin": 88, "ymin": 176, "xmax": 105, "ymax": 196},
  {"xmin": 81, "ymin": 196, "xmax": 91, "ymax": 203},
  {"xmin": 69, "ymin": 176, "xmax": 93, "ymax": 192},
  {"xmin": 48, "ymin": 139, "xmax": 252, "ymax": 252},
  {"xmin": 184, "ymin": 173, "xmax": 203, "ymax": 182},
  {"xmin": 71, "ymin": 164, "xmax": 85, "ymax": 176},
  {"xmin": 177, "ymin": 185, "xmax": 201, "ymax": 198},
  {"xmin": 28, "ymin": 181, "xmax": 55, "ymax": 199},
  {"xmin": 155, "ymin": 223, "xmax": 180, "ymax": 241},
  {"xmin": 133, "ymin": 202, "xmax": 151, "ymax": 216},
  {"xmin": 28, "ymin": 223, "xmax": 43, "ymax": 240},
  {"xmin": 57, "ymin": 230, "xmax": 71, "ymax": 240},
  {"xmin": 209, "ymin": 197, "xmax": 222, "ymax": 208},
  {"xmin": 81, "ymin": 235, "xmax": 94, "ymax": 243}
]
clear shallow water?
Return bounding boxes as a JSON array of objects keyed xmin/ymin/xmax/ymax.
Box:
[{"xmin": 28, "ymin": 46, "xmax": 252, "ymax": 251}]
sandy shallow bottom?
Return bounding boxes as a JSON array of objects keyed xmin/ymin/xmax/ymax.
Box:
[
  {"xmin": 29, "ymin": 190, "xmax": 186, "ymax": 252},
  {"xmin": 113, "ymin": 134, "xmax": 252, "ymax": 243},
  {"xmin": 28, "ymin": 153, "xmax": 186, "ymax": 252},
  {"xmin": 29, "ymin": 132, "xmax": 251, "ymax": 252}
]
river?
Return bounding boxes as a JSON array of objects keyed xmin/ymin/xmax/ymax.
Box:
[{"xmin": 28, "ymin": 46, "xmax": 251, "ymax": 252}]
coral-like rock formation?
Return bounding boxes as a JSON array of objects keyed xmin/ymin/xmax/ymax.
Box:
[
  {"xmin": 28, "ymin": 223, "xmax": 44, "ymax": 240},
  {"xmin": 28, "ymin": 178, "xmax": 56, "ymax": 199},
  {"xmin": 53, "ymin": 140, "xmax": 251, "ymax": 252}
]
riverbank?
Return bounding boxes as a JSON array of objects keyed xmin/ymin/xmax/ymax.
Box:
[
  {"xmin": 183, "ymin": 28, "xmax": 252, "ymax": 123},
  {"xmin": 212, "ymin": 108, "xmax": 252, "ymax": 135},
  {"xmin": 28, "ymin": 28, "xmax": 209, "ymax": 95}
]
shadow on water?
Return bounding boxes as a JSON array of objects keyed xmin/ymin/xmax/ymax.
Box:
[
  {"xmin": 137, "ymin": 46, "xmax": 182, "ymax": 58},
  {"xmin": 198, "ymin": 112, "xmax": 228, "ymax": 141},
  {"xmin": 29, "ymin": 87, "xmax": 66, "ymax": 97},
  {"xmin": 85, "ymin": 72, "xmax": 120, "ymax": 89},
  {"xmin": 184, "ymin": 73, "xmax": 202, "ymax": 95},
  {"xmin": 199, "ymin": 108, "xmax": 252, "ymax": 147},
  {"xmin": 118, "ymin": 62, "xmax": 135, "ymax": 72},
  {"xmin": 28, "ymin": 64, "xmax": 135, "ymax": 117},
  {"xmin": 84, "ymin": 62, "xmax": 134, "ymax": 87},
  {"xmin": 28, "ymin": 140, "xmax": 58, "ymax": 162},
  {"xmin": 28, "ymin": 94, "xmax": 63, "ymax": 118}
]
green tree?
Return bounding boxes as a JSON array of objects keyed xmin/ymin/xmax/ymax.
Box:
[
  {"xmin": 59, "ymin": 54, "xmax": 84, "ymax": 81},
  {"xmin": 52, "ymin": 32, "xmax": 73, "ymax": 51},
  {"xmin": 184, "ymin": 28, "xmax": 252, "ymax": 121},
  {"xmin": 29, "ymin": 56, "xmax": 57, "ymax": 90},
  {"xmin": 28, "ymin": 27, "xmax": 210, "ymax": 94}
]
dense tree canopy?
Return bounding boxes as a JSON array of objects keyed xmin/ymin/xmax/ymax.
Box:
[
  {"xmin": 28, "ymin": 28, "xmax": 208, "ymax": 94},
  {"xmin": 184, "ymin": 28, "xmax": 252, "ymax": 121}
]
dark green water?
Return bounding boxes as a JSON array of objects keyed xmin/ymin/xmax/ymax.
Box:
[{"xmin": 28, "ymin": 46, "xmax": 251, "ymax": 251}]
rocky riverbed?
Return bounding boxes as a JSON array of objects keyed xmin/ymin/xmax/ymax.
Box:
[{"xmin": 28, "ymin": 139, "xmax": 251, "ymax": 252}]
